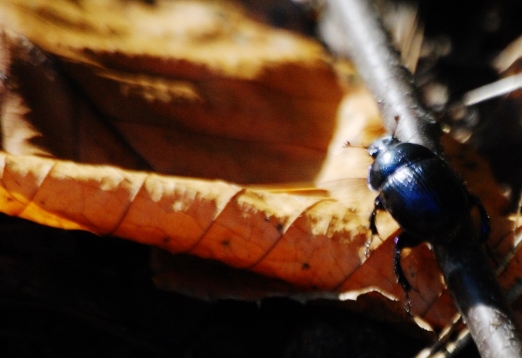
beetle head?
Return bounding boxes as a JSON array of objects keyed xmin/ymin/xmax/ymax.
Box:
[{"xmin": 367, "ymin": 136, "xmax": 399, "ymax": 158}]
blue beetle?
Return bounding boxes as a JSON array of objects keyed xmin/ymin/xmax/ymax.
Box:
[{"xmin": 367, "ymin": 136, "xmax": 490, "ymax": 305}]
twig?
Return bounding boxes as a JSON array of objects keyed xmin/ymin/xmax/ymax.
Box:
[
  {"xmin": 321, "ymin": 0, "xmax": 441, "ymax": 153},
  {"xmin": 433, "ymin": 223, "xmax": 522, "ymax": 357},
  {"xmin": 322, "ymin": 0, "xmax": 522, "ymax": 356}
]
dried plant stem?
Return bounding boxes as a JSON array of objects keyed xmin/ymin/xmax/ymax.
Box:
[
  {"xmin": 433, "ymin": 223, "xmax": 522, "ymax": 357},
  {"xmin": 323, "ymin": 0, "xmax": 441, "ymax": 153},
  {"xmin": 323, "ymin": 0, "xmax": 522, "ymax": 356}
]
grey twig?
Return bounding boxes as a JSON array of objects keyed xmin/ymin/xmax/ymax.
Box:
[
  {"xmin": 322, "ymin": 0, "xmax": 522, "ymax": 356},
  {"xmin": 433, "ymin": 221, "xmax": 522, "ymax": 357},
  {"xmin": 321, "ymin": 0, "xmax": 441, "ymax": 153}
]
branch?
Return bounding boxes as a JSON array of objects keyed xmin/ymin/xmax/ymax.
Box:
[
  {"xmin": 322, "ymin": 0, "xmax": 522, "ymax": 355},
  {"xmin": 434, "ymin": 221, "xmax": 522, "ymax": 357},
  {"xmin": 321, "ymin": 0, "xmax": 441, "ymax": 154}
]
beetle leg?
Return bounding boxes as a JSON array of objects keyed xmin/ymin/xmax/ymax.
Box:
[
  {"xmin": 369, "ymin": 196, "xmax": 384, "ymax": 236},
  {"xmin": 469, "ymin": 194, "xmax": 491, "ymax": 242},
  {"xmin": 394, "ymin": 232, "xmax": 422, "ymax": 314},
  {"xmin": 366, "ymin": 196, "xmax": 385, "ymax": 256},
  {"xmin": 469, "ymin": 194, "xmax": 497, "ymax": 265}
]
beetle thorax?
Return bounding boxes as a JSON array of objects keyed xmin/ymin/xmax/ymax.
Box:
[{"xmin": 367, "ymin": 141, "xmax": 435, "ymax": 191}]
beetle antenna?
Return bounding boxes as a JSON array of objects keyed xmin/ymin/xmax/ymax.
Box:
[{"xmin": 391, "ymin": 115, "xmax": 400, "ymax": 139}]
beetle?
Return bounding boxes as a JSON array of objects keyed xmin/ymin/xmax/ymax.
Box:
[{"xmin": 367, "ymin": 136, "xmax": 490, "ymax": 309}]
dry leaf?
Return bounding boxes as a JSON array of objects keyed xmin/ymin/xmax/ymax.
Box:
[
  {"xmin": 0, "ymin": 0, "xmax": 344, "ymax": 184},
  {"xmin": 0, "ymin": 150, "xmax": 372, "ymax": 289}
]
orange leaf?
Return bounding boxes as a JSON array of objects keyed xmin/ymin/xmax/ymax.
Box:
[
  {"xmin": 0, "ymin": 151, "xmax": 369, "ymax": 291},
  {"xmin": 0, "ymin": 0, "xmax": 344, "ymax": 183}
]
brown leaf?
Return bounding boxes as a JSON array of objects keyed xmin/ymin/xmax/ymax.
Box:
[
  {"xmin": 1, "ymin": 0, "xmax": 343, "ymax": 183},
  {"xmin": 0, "ymin": 150, "xmax": 369, "ymax": 289}
]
